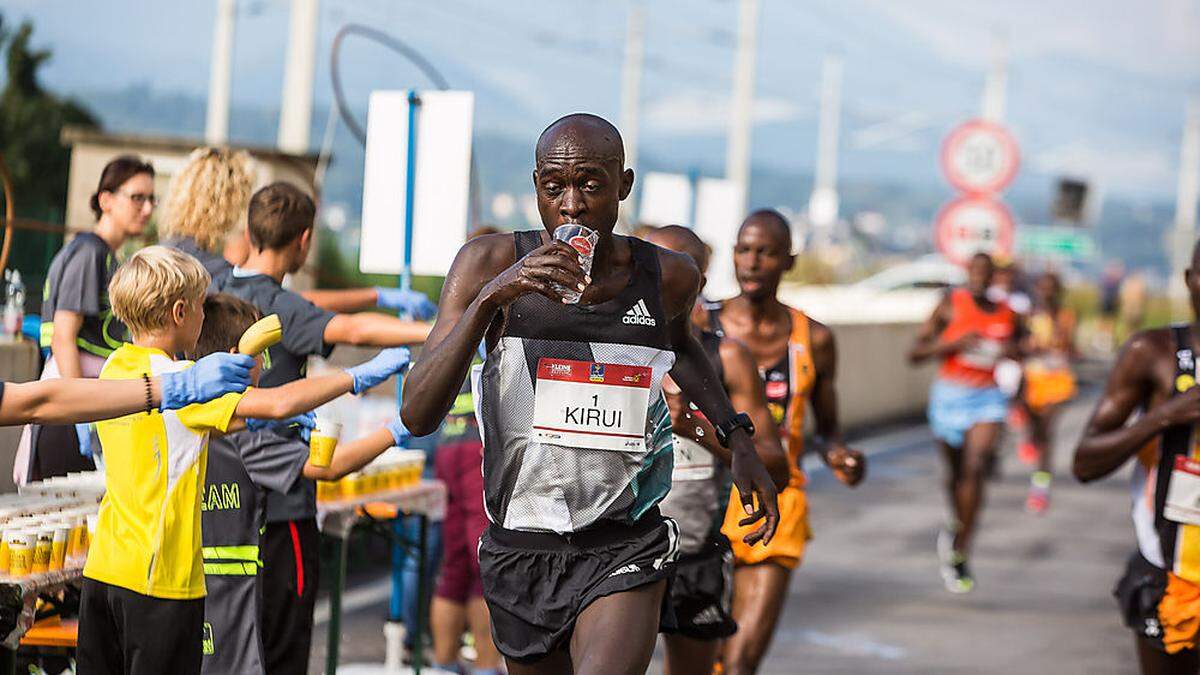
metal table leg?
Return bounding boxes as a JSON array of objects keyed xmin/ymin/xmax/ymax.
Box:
[
  {"xmin": 390, "ymin": 518, "xmax": 405, "ymax": 622},
  {"xmin": 0, "ymin": 645, "xmax": 13, "ymax": 675},
  {"xmin": 413, "ymin": 513, "xmax": 428, "ymax": 674},
  {"xmin": 325, "ymin": 526, "xmax": 353, "ymax": 675}
]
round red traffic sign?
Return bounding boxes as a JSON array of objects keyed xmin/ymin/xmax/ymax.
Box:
[
  {"xmin": 940, "ymin": 119, "xmax": 1020, "ymax": 194},
  {"xmin": 934, "ymin": 195, "xmax": 1015, "ymax": 266}
]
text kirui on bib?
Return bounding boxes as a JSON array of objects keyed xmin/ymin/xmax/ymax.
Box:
[{"xmin": 532, "ymin": 358, "xmax": 651, "ymax": 452}]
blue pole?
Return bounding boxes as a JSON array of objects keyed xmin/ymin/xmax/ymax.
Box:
[
  {"xmin": 391, "ymin": 88, "xmax": 421, "ymax": 625},
  {"xmin": 401, "ymin": 89, "xmax": 419, "ymax": 293}
]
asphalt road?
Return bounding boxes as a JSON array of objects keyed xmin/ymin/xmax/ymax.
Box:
[{"xmin": 312, "ymin": 381, "xmax": 1140, "ymax": 674}]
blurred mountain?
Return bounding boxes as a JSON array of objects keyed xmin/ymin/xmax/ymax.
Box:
[{"xmin": 74, "ymin": 84, "xmax": 1172, "ymax": 279}]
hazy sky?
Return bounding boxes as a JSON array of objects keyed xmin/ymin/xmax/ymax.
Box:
[{"xmin": 3, "ymin": 0, "xmax": 1198, "ymax": 198}]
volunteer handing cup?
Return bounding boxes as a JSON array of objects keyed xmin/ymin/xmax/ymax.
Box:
[
  {"xmin": 310, "ymin": 418, "xmax": 341, "ymax": 468},
  {"xmin": 552, "ymin": 223, "xmax": 598, "ymax": 304}
]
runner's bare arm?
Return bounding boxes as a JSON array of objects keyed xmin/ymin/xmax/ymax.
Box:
[
  {"xmin": 1005, "ymin": 314, "xmax": 1027, "ymax": 361},
  {"xmin": 720, "ymin": 338, "xmax": 790, "ymax": 489},
  {"xmin": 908, "ymin": 293, "xmax": 961, "ymax": 363},
  {"xmin": 658, "ymin": 249, "xmax": 780, "ymax": 545},
  {"xmin": 1074, "ymin": 330, "xmax": 1187, "ymax": 482},
  {"xmin": 809, "ymin": 319, "xmax": 866, "ymax": 486},
  {"xmin": 400, "ymin": 234, "xmax": 584, "ymax": 436},
  {"xmin": 664, "ymin": 338, "xmax": 788, "ymax": 488}
]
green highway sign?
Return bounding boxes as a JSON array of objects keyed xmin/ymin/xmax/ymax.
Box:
[{"xmin": 1016, "ymin": 226, "xmax": 1095, "ymax": 259}]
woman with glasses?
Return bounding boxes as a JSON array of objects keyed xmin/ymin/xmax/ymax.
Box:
[{"xmin": 15, "ymin": 155, "xmax": 155, "ymax": 483}]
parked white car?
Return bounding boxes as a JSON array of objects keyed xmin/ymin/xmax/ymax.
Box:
[{"xmin": 779, "ymin": 256, "xmax": 961, "ymax": 324}]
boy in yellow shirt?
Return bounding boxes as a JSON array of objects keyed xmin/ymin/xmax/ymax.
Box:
[{"xmin": 77, "ymin": 246, "xmax": 411, "ymax": 674}]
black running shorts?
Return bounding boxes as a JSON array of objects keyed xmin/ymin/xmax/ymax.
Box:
[
  {"xmin": 478, "ymin": 511, "xmax": 679, "ymax": 663},
  {"xmin": 77, "ymin": 577, "xmax": 205, "ymax": 675},
  {"xmin": 663, "ymin": 537, "xmax": 737, "ymax": 641}
]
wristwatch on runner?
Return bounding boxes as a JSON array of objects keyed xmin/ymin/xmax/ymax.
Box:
[{"xmin": 715, "ymin": 412, "xmax": 756, "ymax": 448}]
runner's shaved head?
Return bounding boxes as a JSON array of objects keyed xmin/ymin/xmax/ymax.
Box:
[
  {"xmin": 645, "ymin": 225, "xmax": 710, "ymax": 273},
  {"xmin": 740, "ymin": 209, "xmax": 792, "ymax": 253},
  {"xmin": 536, "ymin": 113, "xmax": 625, "ymax": 167}
]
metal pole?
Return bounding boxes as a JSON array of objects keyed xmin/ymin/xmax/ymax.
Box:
[
  {"xmin": 413, "ymin": 514, "xmax": 429, "ymax": 674},
  {"xmin": 618, "ymin": 5, "xmax": 645, "ymax": 231},
  {"xmin": 402, "ymin": 91, "xmax": 420, "ymax": 291},
  {"xmin": 1170, "ymin": 97, "xmax": 1200, "ymax": 302},
  {"xmin": 807, "ymin": 54, "xmax": 843, "ymax": 233},
  {"xmin": 981, "ymin": 31, "xmax": 1008, "ymax": 123},
  {"xmin": 205, "ymin": 0, "xmax": 236, "ymax": 145},
  {"xmin": 395, "ymin": 91, "xmax": 420, "ymax": 412},
  {"xmin": 725, "ymin": 0, "xmax": 760, "ymax": 217},
  {"xmin": 278, "ymin": 0, "xmax": 319, "ymax": 153},
  {"xmin": 324, "ymin": 529, "xmax": 352, "ymax": 675}
]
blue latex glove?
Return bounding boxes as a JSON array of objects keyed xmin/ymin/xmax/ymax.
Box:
[
  {"xmin": 376, "ymin": 287, "xmax": 437, "ymax": 320},
  {"xmin": 246, "ymin": 411, "xmax": 316, "ymax": 442},
  {"xmin": 346, "ymin": 347, "xmax": 411, "ymax": 395},
  {"xmin": 75, "ymin": 423, "xmax": 94, "ymax": 458},
  {"xmin": 160, "ymin": 352, "xmax": 255, "ymax": 411},
  {"xmin": 387, "ymin": 418, "xmax": 411, "ymax": 447}
]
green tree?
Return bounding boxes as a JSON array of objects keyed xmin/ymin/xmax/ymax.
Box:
[
  {"xmin": 0, "ymin": 14, "xmax": 98, "ymax": 221},
  {"xmin": 0, "ymin": 14, "xmax": 98, "ymax": 311}
]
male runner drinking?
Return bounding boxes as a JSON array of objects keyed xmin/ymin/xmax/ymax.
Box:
[
  {"xmin": 708, "ymin": 210, "xmax": 866, "ymax": 675},
  {"xmin": 1075, "ymin": 241, "xmax": 1200, "ymax": 674},
  {"xmin": 910, "ymin": 252, "xmax": 1021, "ymax": 593},
  {"xmin": 643, "ymin": 226, "xmax": 789, "ymax": 675},
  {"xmin": 401, "ymin": 114, "xmax": 779, "ymax": 675}
]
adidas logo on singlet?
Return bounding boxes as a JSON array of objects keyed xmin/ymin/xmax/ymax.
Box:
[{"xmin": 623, "ymin": 299, "xmax": 657, "ymax": 326}]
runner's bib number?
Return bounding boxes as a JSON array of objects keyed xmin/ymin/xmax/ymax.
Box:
[
  {"xmin": 672, "ymin": 435, "xmax": 714, "ymax": 481},
  {"xmin": 532, "ymin": 358, "xmax": 651, "ymax": 452},
  {"xmin": 959, "ymin": 338, "xmax": 1003, "ymax": 369},
  {"xmin": 1164, "ymin": 456, "xmax": 1200, "ymax": 525}
]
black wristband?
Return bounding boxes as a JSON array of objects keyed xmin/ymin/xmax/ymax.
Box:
[
  {"xmin": 715, "ymin": 412, "xmax": 755, "ymax": 448},
  {"xmin": 142, "ymin": 373, "xmax": 153, "ymax": 414}
]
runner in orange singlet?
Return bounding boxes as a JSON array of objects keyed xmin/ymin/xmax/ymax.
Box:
[
  {"xmin": 910, "ymin": 252, "xmax": 1022, "ymax": 593},
  {"xmin": 1020, "ymin": 271, "xmax": 1077, "ymax": 514},
  {"xmin": 711, "ymin": 210, "xmax": 866, "ymax": 675}
]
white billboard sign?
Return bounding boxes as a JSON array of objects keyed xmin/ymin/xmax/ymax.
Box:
[
  {"xmin": 693, "ymin": 178, "xmax": 745, "ymax": 300},
  {"xmin": 359, "ymin": 90, "xmax": 474, "ymax": 276},
  {"xmin": 638, "ymin": 172, "xmax": 693, "ymax": 226}
]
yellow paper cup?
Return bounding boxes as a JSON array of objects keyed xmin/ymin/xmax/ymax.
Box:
[
  {"xmin": 309, "ymin": 418, "xmax": 341, "ymax": 468},
  {"xmin": 50, "ymin": 524, "xmax": 69, "ymax": 571},
  {"xmin": 32, "ymin": 530, "xmax": 53, "ymax": 573},
  {"xmin": 9, "ymin": 530, "xmax": 35, "ymax": 578}
]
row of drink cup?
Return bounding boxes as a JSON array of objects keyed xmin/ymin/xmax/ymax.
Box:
[
  {"xmin": 1, "ymin": 510, "xmax": 95, "ymax": 578},
  {"xmin": 0, "ymin": 472, "xmax": 105, "ymax": 579},
  {"xmin": 316, "ymin": 449, "xmax": 426, "ymax": 502}
]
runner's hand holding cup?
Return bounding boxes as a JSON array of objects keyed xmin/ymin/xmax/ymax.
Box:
[
  {"xmin": 482, "ymin": 231, "xmax": 589, "ymax": 307},
  {"xmin": 551, "ymin": 224, "xmax": 598, "ymax": 304}
]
